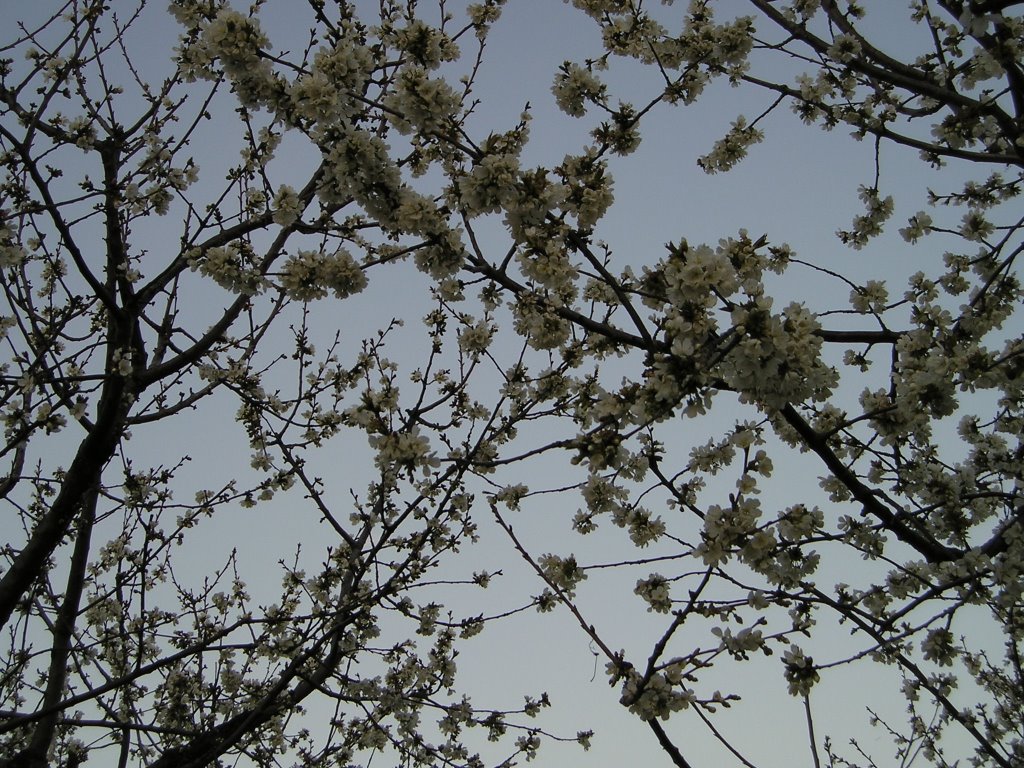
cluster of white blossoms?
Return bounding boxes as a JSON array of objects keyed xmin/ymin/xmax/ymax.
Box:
[
  {"xmin": 368, "ymin": 427, "xmax": 440, "ymax": 477},
  {"xmin": 634, "ymin": 573, "xmax": 672, "ymax": 613},
  {"xmin": 286, "ymin": 70, "xmax": 346, "ymax": 127},
  {"xmin": 190, "ymin": 243, "xmax": 264, "ymax": 295},
  {"xmin": 618, "ymin": 670, "xmax": 695, "ymax": 721},
  {"xmin": 697, "ymin": 495, "xmax": 764, "ymax": 567},
  {"xmin": 516, "ymin": 236, "xmax": 579, "ymax": 295},
  {"xmin": 826, "ymin": 33, "xmax": 863, "ymax": 64},
  {"xmin": 556, "ymin": 150, "xmax": 614, "ymax": 229},
  {"xmin": 956, "ymin": 44, "xmax": 1006, "ymax": 91},
  {"xmin": 116, "ymin": 132, "xmax": 199, "ymax": 217},
  {"xmin": 459, "ymin": 151, "xmax": 522, "ymax": 217},
  {"xmin": 172, "ymin": 3, "xmax": 470, "ymax": 270},
  {"xmin": 572, "ymin": 474, "xmax": 630, "ymax": 534},
  {"xmin": 697, "ymin": 116, "xmax": 763, "ymax": 174},
  {"xmin": 552, "ymin": 62, "xmax": 607, "ymax": 117},
  {"xmin": 386, "ymin": 65, "xmax": 462, "ymax": 135},
  {"xmin": 849, "ymin": 279, "xmax": 889, "ymax": 314},
  {"xmin": 920, "ymin": 627, "xmax": 957, "ymax": 667},
  {"xmin": 457, "ymin": 320, "xmax": 494, "ymax": 356},
  {"xmin": 712, "ymin": 625, "xmax": 766, "ymax": 660},
  {"xmin": 838, "ymin": 186, "xmax": 895, "ymax": 248},
  {"xmin": 614, "ymin": 505, "xmax": 667, "ymax": 547},
  {"xmin": 271, "ymin": 185, "xmax": 303, "ymax": 227},
  {"xmin": 859, "ymin": 312, "xmax": 980, "ymax": 447},
  {"xmin": 503, "ymin": 174, "xmax": 571, "ymax": 241},
  {"xmin": 720, "ymin": 299, "xmax": 836, "ymax": 410},
  {"xmin": 537, "ymin": 554, "xmax": 588, "ymax": 598},
  {"xmin": 285, "ymin": 35, "xmax": 372, "ymax": 129},
  {"xmin": 791, "ymin": 70, "xmax": 839, "ymax": 124},
  {"xmin": 775, "ymin": 504, "xmax": 824, "ymax": 543},
  {"xmin": 635, "ymin": 234, "xmax": 836, "ymax": 413},
  {"xmin": 0, "ymin": 221, "xmax": 26, "ymax": 267},
  {"xmin": 781, "ymin": 645, "xmax": 819, "ymax": 697},
  {"xmin": 512, "ymin": 291, "xmax": 572, "ymax": 351},
  {"xmin": 320, "ymin": 127, "xmax": 403, "ymax": 217},
  {"xmin": 389, "ymin": 18, "xmax": 460, "ymax": 70},
  {"xmin": 193, "ymin": 9, "xmax": 279, "ymax": 107},
  {"xmin": 413, "ymin": 227, "xmax": 468, "ymax": 279},
  {"xmin": 278, "ymin": 248, "xmax": 367, "ymax": 301}
]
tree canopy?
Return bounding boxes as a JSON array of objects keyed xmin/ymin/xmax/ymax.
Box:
[{"xmin": 1, "ymin": 1, "xmax": 1022, "ymax": 767}]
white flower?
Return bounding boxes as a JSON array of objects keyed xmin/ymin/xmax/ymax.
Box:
[
  {"xmin": 0, "ymin": 222, "xmax": 26, "ymax": 267},
  {"xmin": 782, "ymin": 645, "xmax": 819, "ymax": 696},
  {"xmin": 459, "ymin": 153, "xmax": 520, "ymax": 216},
  {"xmin": 392, "ymin": 19, "xmax": 458, "ymax": 70},
  {"xmin": 458, "ymin": 321, "xmax": 493, "ymax": 355},
  {"xmin": 698, "ymin": 117, "xmax": 763, "ymax": 174},
  {"xmin": 899, "ymin": 211, "xmax": 933, "ymax": 243},
  {"xmin": 827, "ymin": 33, "xmax": 862, "ymax": 63},
  {"xmin": 552, "ymin": 62, "xmax": 606, "ymax": 117},
  {"xmin": 286, "ymin": 248, "xmax": 366, "ymax": 301},
  {"xmin": 368, "ymin": 427, "xmax": 440, "ymax": 475},
  {"xmin": 271, "ymin": 185, "xmax": 302, "ymax": 227},
  {"xmin": 512, "ymin": 292, "xmax": 571, "ymax": 350},
  {"xmin": 619, "ymin": 670, "xmax": 694, "ymax": 720},
  {"xmin": 190, "ymin": 243, "xmax": 264, "ymax": 295},
  {"xmin": 385, "ymin": 65, "xmax": 461, "ymax": 134},
  {"xmin": 538, "ymin": 553, "xmax": 587, "ymax": 597},
  {"xmin": 414, "ymin": 229, "xmax": 466, "ymax": 279},
  {"xmin": 850, "ymin": 279, "xmax": 889, "ymax": 313},
  {"xmin": 634, "ymin": 574, "xmax": 672, "ymax": 613},
  {"xmin": 320, "ymin": 128, "xmax": 403, "ymax": 222},
  {"xmin": 837, "ymin": 186, "xmax": 894, "ymax": 248}
]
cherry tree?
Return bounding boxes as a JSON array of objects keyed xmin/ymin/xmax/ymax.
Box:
[
  {"xmin": 480, "ymin": 2, "xmax": 1023, "ymax": 766},
  {"xmin": 0, "ymin": 2, "xmax": 566, "ymax": 766},
  {"xmin": 0, "ymin": 1, "xmax": 1021, "ymax": 768}
]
